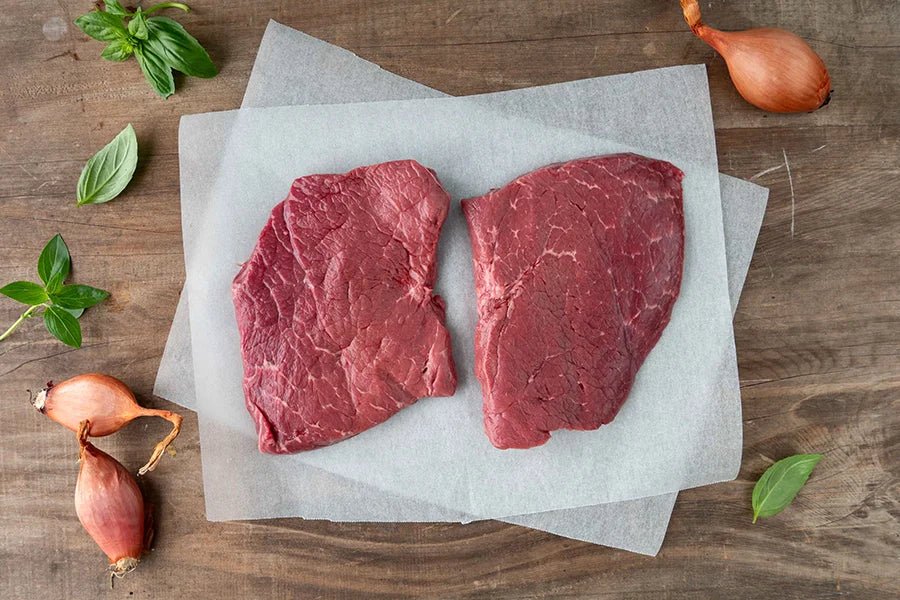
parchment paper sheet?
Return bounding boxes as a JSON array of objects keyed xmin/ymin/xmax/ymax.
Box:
[
  {"xmin": 155, "ymin": 22, "xmax": 768, "ymax": 554},
  {"xmin": 187, "ymin": 95, "xmax": 739, "ymax": 519}
]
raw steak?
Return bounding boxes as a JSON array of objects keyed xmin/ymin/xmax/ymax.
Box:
[
  {"xmin": 461, "ymin": 153, "xmax": 684, "ymax": 449},
  {"xmin": 232, "ymin": 160, "xmax": 457, "ymax": 454}
]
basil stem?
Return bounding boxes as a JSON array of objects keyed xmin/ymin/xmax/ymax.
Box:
[
  {"xmin": 143, "ymin": 2, "xmax": 191, "ymax": 15},
  {"xmin": 0, "ymin": 304, "xmax": 43, "ymax": 342}
]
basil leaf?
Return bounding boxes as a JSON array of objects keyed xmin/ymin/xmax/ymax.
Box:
[
  {"xmin": 44, "ymin": 305, "xmax": 82, "ymax": 348},
  {"xmin": 46, "ymin": 272, "xmax": 66, "ymax": 294},
  {"xmin": 127, "ymin": 9, "xmax": 149, "ymax": 41},
  {"xmin": 104, "ymin": 0, "xmax": 129, "ymax": 17},
  {"xmin": 37, "ymin": 234, "xmax": 71, "ymax": 288},
  {"xmin": 0, "ymin": 281, "xmax": 48, "ymax": 306},
  {"xmin": 101, "ymin": 39, "xmax": 133, "ymax": 62},
  {"xmin": 752, "ymin": 453, "xmax": 823, "ymax": 523},
  {"xmin": 76, "ymin": 124, "xmax": 138, "ymax": 206},
  {"xmin": 62, "ymin": 307, "xmax": 85, "ymax": 319},
  {"xmin": 134, "ymin": 46, "xmax": 175, "ymax": 99},
  {"xmin": 50, "ymin": 285, "xmax": 110, "ymax": 309},
  {"xmin": 145, "ymin": 17, "xmax": 217, "ymax": 78},
  {"xmin": 74, "ymin": 11, "xmax": 126, "ymax": 42}
]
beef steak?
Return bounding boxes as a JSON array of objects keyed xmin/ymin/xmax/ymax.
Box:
[
  {"xmin": 461, "ymin": 153, "xmax": 685, "ymax": 449},
  {"xmin": 233, "ymin": 160, "xmax": 457, "ymax": 454}
]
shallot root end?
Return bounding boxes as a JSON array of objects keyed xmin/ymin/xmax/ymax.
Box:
[
  {"xmin": 31, "ymin": 388, "xmax": 47, "ymax": 412},
  {"xmin": 108, "ymin": 557, "xmax": 140, "ymax": 588}
]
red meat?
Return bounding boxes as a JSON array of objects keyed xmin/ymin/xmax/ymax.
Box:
[
  {"xmin": 233, "ymin": 160, "xmax": 457, "ymax": 453},
  {"xmin": 462, "ymin": 154, "xmax": 684, "ymax": 449}
]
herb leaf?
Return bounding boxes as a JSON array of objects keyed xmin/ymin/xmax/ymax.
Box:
[
  {"xmin": 104, "ymin": 0, "xmax": 129, "ymax": 17},
  {"xmin": 0, "ymin": 282, "xmax": 48, "ymax": 306},
  {"xmin": 145, "ymin": 16, "xmax": 217, "ymax": 78},
  {"xmin": 101, "ymin": 39, "xmax": 134, "ymax": 62},
  {"xmin": 76, "ymin": 2, "xmax": 216, "ymax": 98},
  {"xmin": 752, "ymin": 453, "xmax": 823, "ymax": 523},
  {"xmin": 127, "ymin": 9, "xmax": 149, "ymax": 40},
  {"xmin": 37, "ymin": 234, "xmax": 71, "ymax": 289},
  {"xmin": 50, "ymin": 285, "xmax": 110, "ymax": 309},
  {"xmin": 44, "ymin": 305, "xmax": 82, "ymax": 348},
  {"xmin": 46, "ymin": 271, "xmax": 67, "ymax": 294},
  {"xmin": 74, "ymin": 10, "xmax": 126, "ymax": 42},
  {"xmin": 62, "ymin": 307, "xmax": 85, "ymax": 319},
  {"xmin": 1, "ymin": 234, "xmax": 106, "ymax": 346},
  {"xmin": 76, "ymin": 124, "xmax": 138, "ymax": 206},
  {"xmin": 134, "ymin": 45, "xmax": 175, "ymax": 98}
]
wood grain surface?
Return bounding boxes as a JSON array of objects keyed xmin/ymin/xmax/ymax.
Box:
[{"xmin": 1, "ymin": 1, "xmax": 898, "ymax": 598}]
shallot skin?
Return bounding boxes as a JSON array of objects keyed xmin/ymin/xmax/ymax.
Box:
[
  {"xmin": 35, "ymin": 374, "xmax": 138, "ymax": 436},
  {"xmin": 681, "ymin": 0, "xmax": 832, "ymax": 113},
  {"xmin": 33, "ymin": 373, "xmax": 183, "ymax": 475},
  {"xmin": 697, "ymin": 26, "xmax": 831, "ymax": 113},
  {"xmin": 75, "ymin": 439, "xmax": 146, "ymax": 575}
]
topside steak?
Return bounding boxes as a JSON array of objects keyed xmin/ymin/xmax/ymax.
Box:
[
  {"xmin": 233, "ymin": 160, "xmax": 457, "ymax": 454},
  {"xmin": 461, "ymin": 153, "xmax": 685, "ymax": 449}
]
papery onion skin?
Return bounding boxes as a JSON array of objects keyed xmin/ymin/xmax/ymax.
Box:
[
  {"xmin": 34, "ymin": 374, "xmax": 140, "ymax": 436},
  {"xmin": 32, "ymin": 373, "xmax": 183, "ymax": 475},
  {"xmin": 75, "ymin": 426, "xmax": 147, "ymax": 576},
  {"xmin": 681, "ymin": 0, "xmax": 831, "ymax": 113}
]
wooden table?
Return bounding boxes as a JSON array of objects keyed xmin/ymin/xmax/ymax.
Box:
[{"xmin": 1, "ymin": 1, "xmax": 897, "ymax": 598}]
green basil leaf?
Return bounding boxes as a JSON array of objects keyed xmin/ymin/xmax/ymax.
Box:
[
  {"xmin": 44, "ymin": 305, "xmax": 82, "ymax": 348},
  {"xmin": 0, "ymin": 281, "xmax": 48, "ymax": 306},
  {"xmin": 127, "ymin": 9, "xmax": 149, "ymax": 40},
  {"xmin": 134, "ymin": 46, "xmax": 175, "ymax": 99},
  {"xmin": 37, "ymin": 234, "xmax": 71, "ymax": 288},
  {"xmin": 62, "ymin": 307, "xmax": 85, "ymax": 319},
  {"xmin": 46, "ymin": 271, "xmax": 66, "ymax": 294},
  {"xmin": 74, "ymin": 11, "xmax": 127, "ymax": 42},
  {"xmin": 100, "ymin": 39, "xmax": 133, "ymax": 62},
  {"xmin": 752, "ymin": 453, "xmax": 823, "ymax": 523},
  {"xmin": 145, "ymin": 16, "xmax": 217, "ymax": 78},
  {"xmin": 76, "ymin": 124, "xmax": 138, "ymax": 206},
  {"xmin": 104, "ymin": 0, "xmax": 129, "ymax": 17},
  {"xmin": 49, "ymin": 285, "xmax": 110, "ymax": 309}
]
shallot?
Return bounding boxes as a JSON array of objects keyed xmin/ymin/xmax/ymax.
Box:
[
  {"xmin": 680, "ymin": 0, "xmax": 831, "ymax": 113},
  {"xmin": 33, "ymin": 373, "xmax": 182, "ymax": 475},
  {"xmin": 75, "ymin": 420, "xmax": 152, "ymax": 584}
]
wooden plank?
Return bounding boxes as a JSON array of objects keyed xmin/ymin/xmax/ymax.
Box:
[{"xmin": 0, "ymin": 0, "xmax": 897, "ymax": 598}]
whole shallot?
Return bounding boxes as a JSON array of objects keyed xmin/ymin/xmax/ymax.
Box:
[
  {"xmin": 75, "ymin": 420, "xmax": 153, "ymax": 584},
  {"xmin": 33, "ymin": 373, "xmax": 182, "ymax": 475},
  {"xmin": 681, "ymin": 0, "xmax": 831, "ymax": 113}
]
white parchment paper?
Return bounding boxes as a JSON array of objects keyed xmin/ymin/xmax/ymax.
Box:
[
  {"xmin": 186, "ymin": 92, "xmax": 740, "ymax": 518},
  {"xmin": 154, "ymin": 22, "xmax": 767, "ymax": 554}
]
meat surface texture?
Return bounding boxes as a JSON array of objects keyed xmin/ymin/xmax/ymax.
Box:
[
  {"xmin": 233, "ymin": 160, "xmax": 457, "ymax": 454},
  {"xmin": 461, "ymin": 153, "xmax": 685, "ymax": 449}
]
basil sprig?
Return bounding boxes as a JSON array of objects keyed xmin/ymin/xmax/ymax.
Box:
[
  {"xmin": 752, "ymin": 453, "xmax": 823, "ymax": 523},
  {"xmin": 77, "ymin": 124, "xmax": 138, "ymax": 206},
  {"xmin": 75, "ymin": 2, "xmax": 216, "ymax": 99},
  {"xmin": 0, "ymin": 235, "xmax": 109, "ymax": 348}
]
